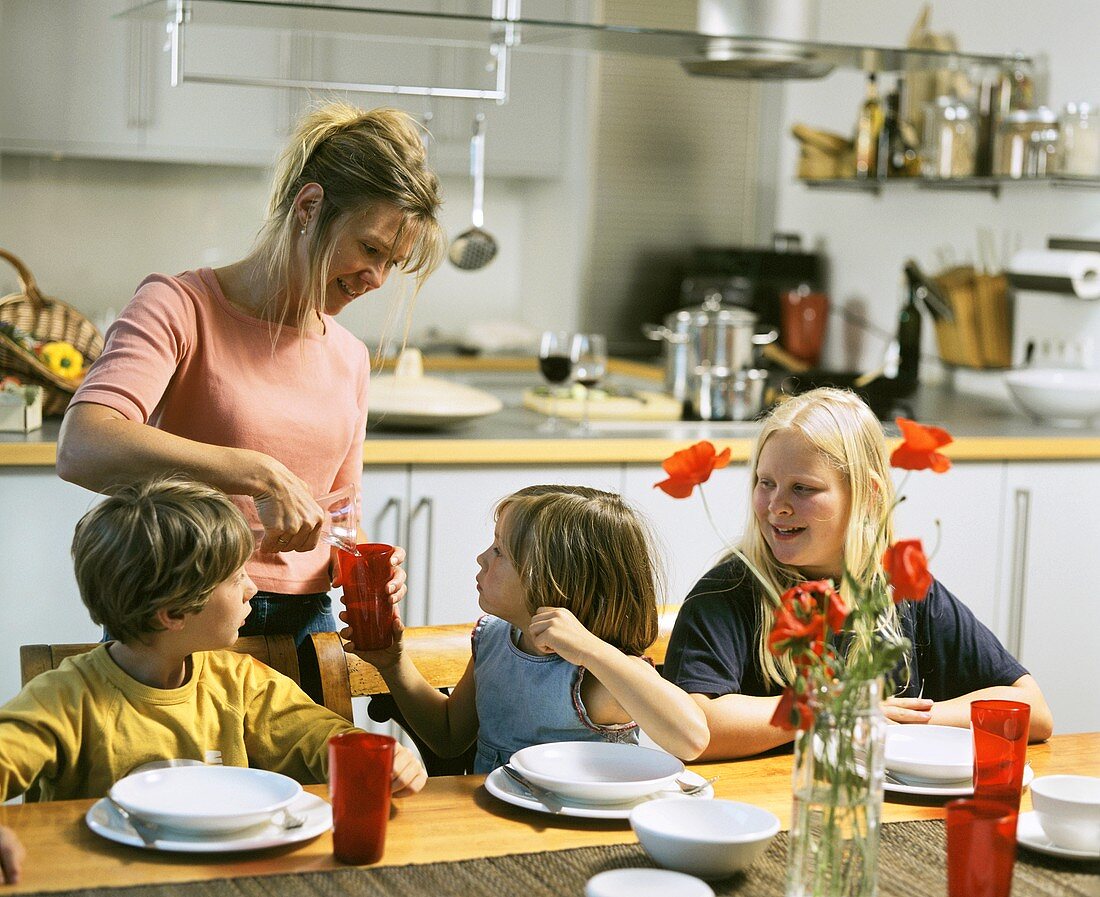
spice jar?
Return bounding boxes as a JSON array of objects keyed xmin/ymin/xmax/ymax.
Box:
[
  {"xmin": 921, "ymin": 96, "xmax": 977, "ymax": 179},
  {"xmin": 994, "ymin": 107, "xmax": 1057, "ymax": 178},
  {"xmin": 1058, "ymin": 102, "xmax": 1100, "ymax": 176}
]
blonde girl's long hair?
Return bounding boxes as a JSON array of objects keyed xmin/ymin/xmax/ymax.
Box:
[
  {"xmin": 251, "ymin": 101, "xmax": 446, "ymax": 337},
  {"xmin": 733, "ymin": 388, "xmax": 901, "ymax": 689},
  {"xmin": 496, "ymin": 486, "xmax": 662, "ymax": 656}
]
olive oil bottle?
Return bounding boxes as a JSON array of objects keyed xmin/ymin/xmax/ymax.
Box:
[{"xmin": 855, "ymin": 73, "xmax": 884, "ymax": 179}]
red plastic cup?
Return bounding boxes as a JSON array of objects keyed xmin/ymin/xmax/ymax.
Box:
[
  {"xmin": 971, "ymin": 699, "xmax": 1031, "ymax": 811},
  {"xmin": 946, "ymin": 798, "xmax": 1018, "ymax": 897},
  {"xmin": 329, "ymin": 732, "xmax": 394, "ymax": 865},
  {"xmin": 337, "ymin": 543, "xmax": 396, "ymax": 651}
]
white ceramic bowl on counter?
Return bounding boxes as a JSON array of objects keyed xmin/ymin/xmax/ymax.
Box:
[
  {"xmin": 629, "ymin": 798, "xmax": 780, "ymax": 879},
  {"xmin": 1004, "ymin": 368, "xmax": 1100, "ymax": 427}
]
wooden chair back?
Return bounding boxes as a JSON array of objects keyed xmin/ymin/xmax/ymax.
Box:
[{"xmin": 342, "ymin": 604, "xmax": 680, "ymax": 776}]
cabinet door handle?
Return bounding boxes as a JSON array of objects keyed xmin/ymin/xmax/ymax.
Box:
[
  {"xmin": 373, "ymin": 496, "xmax": 403, "ymax": 550},
  {"xmin": 126, "ymin": 22, "xmax": 153, "ymax": 128},
  {"xmin": 1007, "ymin": 488, "xmax": 1031, "ymax": 659},
  {"xmin": 407, "ymin": 496, "xmax": 434, "ymax": 626}
]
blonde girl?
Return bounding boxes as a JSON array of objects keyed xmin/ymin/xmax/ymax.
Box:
[
  {"xmin": 664, "ymin": 388, "xmax": 1052, "ymax": 759},
  {"xmin": 58, "ymin": 102, "xmax": 445, "ymax": 643},
  {"xmin": 348, "ymin": 485, "xmax": 709, "ymax": 772}
]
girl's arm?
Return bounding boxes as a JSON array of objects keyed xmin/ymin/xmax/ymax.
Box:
[
  {"xmin": 344, "ymin": 613, "xmax": 479, "ymax": 759},
  {"xmin": 0, "ymin": 825, "xmax": 25, "ymax": 885},
  {"xmin": 690, "ymin": 693, "xmax": 794, "ymax": 760},
  {"xmin": 923, "ymin": 674, "xmax": 1054, "ymax": 742},
  {"xmin": 528, "ymin": 607, "xmax": 710, "ymax": 760}
]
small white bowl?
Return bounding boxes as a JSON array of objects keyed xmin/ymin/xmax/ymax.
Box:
[
  {"xmin": 1029, "ymin": 774, "xmax": 1100, "ymax": 853},
  {"xmin": 630, "ymin": 798, "xmax": 780, "ymax": 880},
  {"xmin": 109, "ymin": 766, "xmax": 302, "ymax": 835},
  {"xmin": 585, "ymin": 868, "xmax": 714, "ymax": 897},
  {"xmin": 884, "ymin": 724, "xmax": 973, "ymax": 782},
  {"xmin": 1004, "ymin": 368, "xmax": 1100, "ymax": 427},
  {"xmin": 510, "ymin": 742, "xmax": 684, "ymax": 804}
]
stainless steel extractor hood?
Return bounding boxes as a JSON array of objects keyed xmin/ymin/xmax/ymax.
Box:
[{"xmin": 681, "ymin": 0, "xmax": 835, "ymax": 80}]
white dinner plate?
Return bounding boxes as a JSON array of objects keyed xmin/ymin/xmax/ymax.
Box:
[
  {"xmin": 884, "ymin": 764, "xmax": 1034, "ymax": 798},
  {"xmin": 1016, "ymin": 811, "xmax": 1100, "ymax": 861},
  {"xmin": 85, "ymin": 792, "xmax": 331, "ymax": 853},
  {"xmin": 510, "ymin": 742, "xmax": 685, "ymax": 803},
  {"xmin": 884, "ymin": 725, "xmax": 973, "ymax": 782},
  {"xmin": 485, "ymin": 768, "xmax": 714, "ymax": 819}
]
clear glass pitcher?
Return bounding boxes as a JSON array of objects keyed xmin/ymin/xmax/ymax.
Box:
[{"xmin": 252, "ymin": 483, "xmax": 360, "ymax": 554}]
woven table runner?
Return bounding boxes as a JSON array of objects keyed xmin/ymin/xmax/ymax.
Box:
[{"xmin": 27, "ymin": 819, "xmax": 1100, "ymax": 897}]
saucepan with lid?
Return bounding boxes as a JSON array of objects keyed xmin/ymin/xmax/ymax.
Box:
[{"xmin": 643, "ymin": 294, "xmax": 778, "ymax": 402}]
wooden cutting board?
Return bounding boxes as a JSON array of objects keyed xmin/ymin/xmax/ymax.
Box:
[{"xmin": 522, "ymin": 388, "xmax": 682, "ymax": 421}]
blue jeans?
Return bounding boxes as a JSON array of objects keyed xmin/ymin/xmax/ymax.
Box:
[{"xmin": 238, "ymin": 591, "xmax": 337, "ymax": 646}]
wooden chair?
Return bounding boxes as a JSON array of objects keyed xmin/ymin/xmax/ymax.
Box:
[{"xmin": 340, "ymin": 604, "xmax": 680, "ymax": 777}]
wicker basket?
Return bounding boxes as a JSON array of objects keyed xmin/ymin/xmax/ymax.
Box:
[{"xmin": 0, "ymin": 248, "xmax": 104, "ymax": 416}]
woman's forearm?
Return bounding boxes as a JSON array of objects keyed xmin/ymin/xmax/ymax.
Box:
[
  {"xmin": 57, "ymin": 403, "xmax": 272, "ymax": 496},
  {"xmin": 693, "ymin": 692, "xmax": 795, "ymax": 760},
  {"xmin": 927, "ymin": 676, "xmax": 1054, "ymax": 742}
]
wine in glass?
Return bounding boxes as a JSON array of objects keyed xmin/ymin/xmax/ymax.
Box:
[
  {"xmin": 537, "ymin": 330, "xmax": 575, "ymax": 433},
  {"xmin": 570, "ymin": 333, "xmax": 608, "ymax": 435}
]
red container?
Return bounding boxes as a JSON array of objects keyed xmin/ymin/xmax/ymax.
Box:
[
  {"xmin": 946, "ymin": 798, "xmax": 1017, "ymax": 897},
  {"xmin": 337, "ymin": 543, "xmax": 396, "ymax": 651},
  {"xmin": 329, "ymin": 732, "xmax": 394, "ymax": 865},
  {"xmin": 971, "ymin": 699, "xmax": 1031, "ymax": 811},
  {"xmin": 780, "ymin": 288, "xmax": 829, "ymax": 366}
]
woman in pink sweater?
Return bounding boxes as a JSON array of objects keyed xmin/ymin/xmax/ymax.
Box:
[{"xmin": 56, "ymin": 102, "xmax": 446, "ymax": 642}]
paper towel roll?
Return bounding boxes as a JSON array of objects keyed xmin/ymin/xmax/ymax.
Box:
[{"xmin": 1008, "ymin": 249, "xmax": 1100, "ymax": 299}]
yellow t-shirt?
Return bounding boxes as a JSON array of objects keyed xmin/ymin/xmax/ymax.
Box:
[{"xmin": 0, "ymin": 644, "xmax": 358, "ymax": 801}]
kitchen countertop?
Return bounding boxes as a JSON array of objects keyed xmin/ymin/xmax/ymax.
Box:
[{"xmin": 4, "ymin": 360, "xmax": 1100, "ymax": 465}]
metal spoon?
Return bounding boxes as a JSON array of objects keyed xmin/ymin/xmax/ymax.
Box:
[
  {"xmin": 676, "ymin": 775, "xmax": 719, "ymax": 795},
  {"xmin": 449, "ymin": 113, "xmax": 498, "ymax": 270}
]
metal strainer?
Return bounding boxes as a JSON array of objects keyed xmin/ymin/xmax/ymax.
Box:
[{"xmin": 449, "ymin": 113, "xmax": 498, "ymax": 270}]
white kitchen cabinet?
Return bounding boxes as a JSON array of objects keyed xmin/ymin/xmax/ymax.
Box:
[
  {"xmin": 999, "ymin": 462, "xmax": 1100, "ymax": 735},
  {"xmin": 0, "ymin": 471, "xmax": 101, "ymax": 704},
  {"xmin": 891, "ymin": 463, "xmax": 1007, "ymax": 637},
  {"xmin": 623, "ymin": 461, "xmax": 753, "ymax": 606},
  {"xmin": 0, "ymin": 0, "xmax": 286, "ymax": 166}
]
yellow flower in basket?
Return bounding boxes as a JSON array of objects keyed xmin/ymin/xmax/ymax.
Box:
[{"xmin": 37, "ymin": 341, "xmax": 84, "ymax": 379}]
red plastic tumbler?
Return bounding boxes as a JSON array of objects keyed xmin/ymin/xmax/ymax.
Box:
[
  {"xmin": 337, "ymin": 543, "xmax": 396, "ymax": 651},
  {"xmin": 946, "ymin": 798, "xmax": 1017, "ymax": 897},
  {"xmin": 971, "ymin": 699, "xmax": 1031, "ymax": 811},
  {"xmin": 329, "ymin": 732, "xmax": 394, "ymax": 865}
]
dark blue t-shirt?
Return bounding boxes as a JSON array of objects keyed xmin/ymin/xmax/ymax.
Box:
[{"xmin": 663, "ymin": 558, "xmax": 1027, "ymax": 699}]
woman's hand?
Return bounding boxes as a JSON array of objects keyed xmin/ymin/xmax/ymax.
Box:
[
  {"xmin": 386, "ymin": 546, "xmax": 407, "ymax": 607},
  {"xmin": 390, "ymin": 743, "xmax": 427, "ymax": 797},
  {"xmin": 251, "ymin": 458, "xmax": 325, "ymax": 554},
  {"xmin": 528, "ymin": 606, "xmax": 601, "ymax": 664},
  {"xmin": 0, "ymin": 824, "xmax": 25, "ymax": 885},
  {"xmin": 339, "ymin": 608, "xmax": 405, "ymax": 673},
  {"xmin": 882, "ymin": 696, "xmax": 933, "ymax": 724}
]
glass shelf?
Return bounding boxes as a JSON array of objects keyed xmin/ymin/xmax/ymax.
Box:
[
  {"xmin": 120, "ymin": 0, "xmax": 1032, "ymax": 77},
  {"xmin": 800, "ymin": 176, "xmax": 1100, "ymax": 198}
]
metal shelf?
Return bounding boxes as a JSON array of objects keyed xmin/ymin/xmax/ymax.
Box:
[
  {"xmin": 800, "ymin": 176, "xmax": 1100, "ymax": 199},
  {"xmin": 119, "ymin": 1, "xmax": 1035, "ymax": 92}
]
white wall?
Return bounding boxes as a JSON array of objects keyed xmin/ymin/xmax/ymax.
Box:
[
  {"xmin": 0, "ymin": 153, "xmax": 570, "ymax": 351},
  {"xmin": 775, "ymin": 1, "xmax": 1100, "ymax": 380}
]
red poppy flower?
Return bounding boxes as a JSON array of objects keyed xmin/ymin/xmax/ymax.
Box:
[
  {"xmin": 768, "ymin": 581, "xmax": 844, "ymax": 656},
  {"xmin": 883, "ymin": 539, "xmax": 933, "ymax": 602},
  {"xmin": 769, "ymin": 685, "xmax": 815, "ymax": 731},
  {"xmin": 890, "ymin": 418, "xmax": 953, "ymax": 472},
  {"xmin": 654, "ymin": 441, "xmax": 732, "ymax": 498}
]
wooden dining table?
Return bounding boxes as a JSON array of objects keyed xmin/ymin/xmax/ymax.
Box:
[{"xmin": 2, "ymin": 731, "xmax": 1097, "ymax": 896}]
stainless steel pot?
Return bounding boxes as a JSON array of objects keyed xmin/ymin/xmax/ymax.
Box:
[
  {"xmin": 644, "ymin": 295, "xmax": 778, "ymax": 401},
  {"xmin": 687, "ymin": 366, "xmax": 769, "ymax": 421}
]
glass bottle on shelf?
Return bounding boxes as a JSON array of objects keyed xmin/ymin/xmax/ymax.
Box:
[
  {"xmin": 855, "ymin": 72, "xmax": 884, "ymax": 180},
  {"xmin": 1058, "ymin": 102, "xmax": 1100, "ymax": 177},
  {"xmin": 921, "ymin": 96, "xmax": 977, "ymax": 179},
  {"xmin": 883, "ymin": 80, "xmax": 921, "ymax": 177}
]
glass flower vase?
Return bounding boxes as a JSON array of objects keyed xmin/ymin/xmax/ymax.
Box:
[{"xmin": 786, "ymin": 677, "xmax": 886, "ymax": 897}]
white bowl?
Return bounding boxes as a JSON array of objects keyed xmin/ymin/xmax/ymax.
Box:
[
  {"xmin": 884, "ymin": 725, "xmax": 973, "ymax": 782},
  {"xmin": 1004, "ymin": 368, "xmax": 1100, "ymax": 427},
  {"xmin": 1029, "ymin": 774, "xmax": 1100, "ymax": 853},
  {"xmin": 630, "ymin": 798, "xmax": 780, "ymax": 879},
  {"xmin": 109, "ymin": 766, "xmax": 302, "ymax": 834},
  {"xmin": 509, "ymin": 742, "xmax": 684, "ymax": 803}
]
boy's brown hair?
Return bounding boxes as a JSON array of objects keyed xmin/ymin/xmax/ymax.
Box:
[
  {"xmin": 496, "ymin": 485, "xmax": 661, "ymax": 656},
  {"xmin": 71, "ymin": 477, "xmax": 253, "ymax": 643}
]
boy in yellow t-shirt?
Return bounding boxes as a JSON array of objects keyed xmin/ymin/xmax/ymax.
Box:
[{"xmin": 0, "ymin": 477, "xmax": 425, "ymax": 882}]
